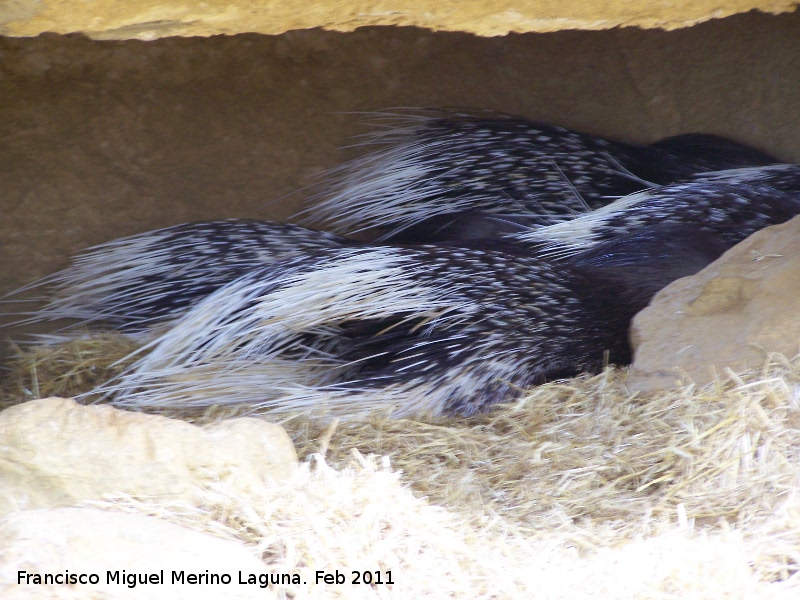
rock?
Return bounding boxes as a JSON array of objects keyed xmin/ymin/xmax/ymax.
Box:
[
  {"xmin": 1, "ymin": 1, "xmax": 794, "ymax": 40},
  {"xmin": 0, "ymin": 507, "xmax": 275, "ymax": 599},
  {"xmin": 0, "ymin": 398, "xmax": 298, "ymax": 516},
  {"xmin": 628, "ymin": 214, "xmax": 800, "ymax": 392}
]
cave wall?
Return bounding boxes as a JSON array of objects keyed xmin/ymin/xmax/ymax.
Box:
[{"xmin": 1, "ymin": 10, "xmax": 799, "ymax": 337}]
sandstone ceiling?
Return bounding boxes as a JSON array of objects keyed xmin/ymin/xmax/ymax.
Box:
[{"xmin": 0, "ymin": 0, "xmax": 798, "ymax": 40}]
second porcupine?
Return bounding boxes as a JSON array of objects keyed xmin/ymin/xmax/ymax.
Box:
[{"xmin": 303, "ymin": 109, "xmax": 781, "ymax": 241}]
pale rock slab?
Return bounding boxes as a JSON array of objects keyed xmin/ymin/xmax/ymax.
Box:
[
  {"xmin": 628, "ymin": 214, "xmax": 800, "ymax": 392},
  {"xmin": 0, "ymin": 0, "xmax": 797, "ymax": 40},
  {"xmin": 0, "ymin": 398, "xmax": 298, "ymax": 516}
]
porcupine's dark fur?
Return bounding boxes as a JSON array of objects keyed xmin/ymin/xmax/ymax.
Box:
[
  {"xmin": 304, "ymin": 109, "xmax": 780, "ymax": 242},
  {"xmin": 10, "ymin": 220, "xmax": 351, "ymax": 332},
  {"xmin": 95, "ymin": 223, "xmax": 730, "ymax": 417},
  {"xmin": 649, "ymin": 133, "xmax": 782, "ymax": 174}
]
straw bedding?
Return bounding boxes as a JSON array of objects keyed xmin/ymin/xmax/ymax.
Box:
[{"xmin": 3, "ymin": 338, "xmax": 800, "ymax": 598}]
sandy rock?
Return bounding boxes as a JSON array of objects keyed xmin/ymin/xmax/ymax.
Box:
[
  {"xmin": 0, "ymin": 398, "xmax": 298, "ymax": 516},
  {"xmin": 0, "ymin": 507, "xmax": 275, "ymax": 599},
  {"xmin": 628, "ymin": 214, "xmax": 800, "ymax": 392},
  {"xmin": 0, "ymin": 0, "xmax": 796, "ymax": 40}
]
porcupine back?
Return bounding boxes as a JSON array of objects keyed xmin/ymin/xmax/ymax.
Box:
[
  {"xmin": 687, "ymin": 163, "xmax": 800, "ymax": 192},
  {"xmin": 303, "ymin": 109, "xmax": 780, "ymax": 242},
  {"xmin": 9, "ymin": 220, "xmax": 351, "ymax": 332},
  {"xmin": 95, "ymin": 223, "xmax": 729, "ymax": 419},
  {"xmin": 516, "ymin": 165, "xmax": 800, "ymax": 258}
]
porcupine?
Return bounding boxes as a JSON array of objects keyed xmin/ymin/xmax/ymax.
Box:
[
  {"xmin": 10, "ymin": 220, "xmax": 350, "ymax": 333},
  {"xmin": 92, "ymin": 170, "xmax": 800, "ymax": 418},
  {"xmin": 93, "ymin": 224, "xmax": 726, "ymax": 417},
  {"xmin": 301, "ymin": 109, "xmax": 780, "ymax": 242}
]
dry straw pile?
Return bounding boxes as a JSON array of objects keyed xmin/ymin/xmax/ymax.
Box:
[{"xmin": 3, "ymin": 338, "xmax": 800, "ymax": 598}]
